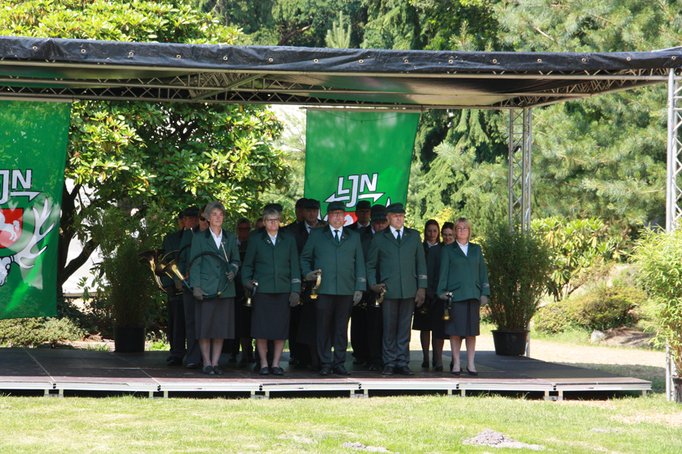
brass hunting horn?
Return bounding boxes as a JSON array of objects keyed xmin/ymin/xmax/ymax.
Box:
[
  {"xmin": 373, "ymin": 286, "xmax": 386, "ymax": 308},
  {"xmin": 310, "ymin": 271, "xmax": 322, "ymax": 300},
  {"xmin": 443, "ymin": 292, "xmax": 453, "ymax": 321},
  {"xmin": 245, "ymin": 281, "xmax": 258, "ymax": 308}
]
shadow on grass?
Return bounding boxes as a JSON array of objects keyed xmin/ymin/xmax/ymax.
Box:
[{"xmin": 562, "ymin": 362, "xmax": 665, "ymax": 394}]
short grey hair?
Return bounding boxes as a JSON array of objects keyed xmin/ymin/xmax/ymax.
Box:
[
  {"xmin": 262, "ymin": 207, "xmax": 281, "ymax": 220},
  {"xmin": 204, "ymin": 201, "xmax": 226, "ymax": 220}
]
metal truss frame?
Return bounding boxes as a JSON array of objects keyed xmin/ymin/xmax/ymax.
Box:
[
  {"xmin": 665, "ymin": 69, "xmax": 682, "ymax": 401},
  {"xmin": 508, "ymin": 108, "xmax": 532, "ymax": 232},
  {"xmin": 0, "ymin": 66, "xmax": 671, "ymax": 109}
]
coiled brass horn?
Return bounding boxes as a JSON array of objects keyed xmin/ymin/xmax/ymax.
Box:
[{"xmin": 139, "ymin": 249, "xmax": 188, "ymax": 293}]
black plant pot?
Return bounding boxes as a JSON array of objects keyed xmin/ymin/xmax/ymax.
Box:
[
  {"xmin": 114, "ymin": 325, "xmax": 146, "ymax": 353},
  {"xmin": 492, "ymin": 329, "xmax": 529, "ymax": 356}
]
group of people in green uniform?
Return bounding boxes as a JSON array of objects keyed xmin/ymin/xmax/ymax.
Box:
[{"xmin": 160, "ymin": 197, "xmax": 490, "ymax": 377}]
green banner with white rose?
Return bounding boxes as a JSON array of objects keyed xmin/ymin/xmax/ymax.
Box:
[
  {"xmin": 304, "ymin": 110, "xmax": 419, "ymax": 220},
  {"xmin": 0, "ymin": 101, "xmax": 71, "ymax": 319}
]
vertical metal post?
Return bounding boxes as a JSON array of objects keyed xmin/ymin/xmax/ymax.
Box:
[
  {"xmin": 665, "ymin": 69, "xmax": 682, "ymax": 401},
  {"xmin": 508, "ymin": 108, "xmax": 533, "ymax": 357},
  {"xmin": 508, "ymin": 108, "xmax": 532, "ymax": 232}
]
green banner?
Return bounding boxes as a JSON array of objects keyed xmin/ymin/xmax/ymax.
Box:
[
  {"xmin": 304, "ymin": 110, "xmax": 419, "ymax": 219},
  {"xmin": 0, "ymin": 101, "xmax": 71, "ymax": 319}
]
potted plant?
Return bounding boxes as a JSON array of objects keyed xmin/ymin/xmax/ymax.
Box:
[
  {"xmin": 482, "ymin": 223, "xmax": 552, "ymax": 355},
  {"xmin": 101, "ymin": 236, "xmax": 155, "ymax": 352},
  {"xmin": 632, "ymin": 229, "xmax": 682, "ymax": 402}
]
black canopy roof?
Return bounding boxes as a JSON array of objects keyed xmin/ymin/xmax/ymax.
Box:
[{"xmin": 0, "ymin": 36, "xmax": 680, "ymax": 108}]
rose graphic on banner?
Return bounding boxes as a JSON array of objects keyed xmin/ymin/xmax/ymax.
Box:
[{"xmin": 0, "ymin": 100, "xmax": 70, "ymax": 319}]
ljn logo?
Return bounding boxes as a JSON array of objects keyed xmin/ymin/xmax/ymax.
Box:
[
  {"xmin": 324, "ymin": 173, "xmax": 389, "ymax": 207},
  {"xmin": 0, "ymin": 168, "xmax": 55, "ymax": 287}
]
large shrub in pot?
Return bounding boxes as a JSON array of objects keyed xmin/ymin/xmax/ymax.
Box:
[
  {"xmin": 482, "ymin": 223, "xmax": 552, "ymax": 331},
  {"xmin": 631, "ymin": 229, "xmax": 682, "ymax": 374}
]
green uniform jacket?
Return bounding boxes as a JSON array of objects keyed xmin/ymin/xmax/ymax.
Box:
[
  {"xmin": 300, "ymin": 227, "xmax": 367, "ymax": 295},
  {"xmin": 189, "ymin": 228, "xmax": 240, "ymax": 299},
  {"xmin": 436, "ymin": 242, "xmax": 490, "ymax": 302},
  {"xmin": 366, "ymin": 227, "xmax": 427, "ymax": 299},
  {"xmin": 241, "ymin": 230, "xmax": 302, "ymax": 294}
]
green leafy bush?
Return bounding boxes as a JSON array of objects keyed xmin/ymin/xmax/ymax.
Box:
[
  {"xmin": 535, "ymin": 282, "xmax": 643, "ymax": 334},
  {"xmin": 534, "ymin": 302, "xmax": 577, "ymax": 334},
  {"xmin": 0, "ymin": 318, "xmax": 84, "ymax": 347},
  {"xmin": 532, "ymin": 217, "xmax": 625, "ymax": 302},
  {"xmin": 571, "ymin": 284, "xmax": 642, "ymax": 331},
  {"xmin": 483, "ymin": 223, "xmax": 552, "ymax": 331},
  {"xmin": 631, "ymin": 229, "xmax": 682, "ymax": 372}
]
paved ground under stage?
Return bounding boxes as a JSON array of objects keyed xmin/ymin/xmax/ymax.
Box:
[{"xmin": 0, "ymin": 347, "xmax": 650, "ymax": 400}]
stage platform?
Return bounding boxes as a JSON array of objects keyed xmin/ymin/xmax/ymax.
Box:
[{"xmin": 0, "ymin": 348, "xmax": 650, "ymax": 400}]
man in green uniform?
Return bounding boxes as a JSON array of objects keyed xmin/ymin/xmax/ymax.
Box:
[
  {"xmin": 177, "ymin": 206, "xmax": 203, "ymax": 368},
  {"xmin": 300, "ymin": 201, "xmax": 366, "ymax": 376},
  {"xmin": 366, "ymin": 203, "xmax": 427, "ymax": 376},
  {"xmin": 161, "ymin": 210, "xmax": 186, "ymax": 366}
]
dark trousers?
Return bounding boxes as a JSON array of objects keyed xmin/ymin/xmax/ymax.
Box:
[
  {"xmin": 350, "ymin": 304, "xmax": 369, "ymax": 363},
  {"xmin": 316, "ymin": 294, "xmax": 353, "ymax": 368},
  {"xmin": 382, "ymin": 298, "xmax": 415, "ymax": 368},
  {"xmin": 182, "ymin": 290, "xmax": 201, "ymax": 366},
  {"xmin": 367, "ymin": 305, "xmax": 383, "ymax": 367},
  {"xmin": 167, "ymin": 291, "xmax": 186, "ymax": 359}
]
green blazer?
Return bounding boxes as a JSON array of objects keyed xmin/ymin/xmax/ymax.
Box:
[
  {"xmin": 160, "ymin": 229, "xmax": 183, "ymax": 288},
  {"xmin": 189, "ymin": 228, "xmax": 240, "ymax": 298},
  {"xmin": 300, "ymin": 227, "xmax": 367, "ymax": 295},
  {"xmin": 436, "ymin": 242, "xmax": 490, "ymax": 302},
  {"xmin": 366, "ymin": 227, "xmax": 427, "ymax": 299},
  {"xmin": 241, "ymin": 230, "xmax": 301, "ymax": 294}
]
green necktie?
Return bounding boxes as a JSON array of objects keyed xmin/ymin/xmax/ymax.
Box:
[
  {"xmin": 396, "ymin": 230, "xmax": 401, "ymax": 243},
  {"xmin": 334, "ymin": 229, "xmax": 340, "ymax": 243}
]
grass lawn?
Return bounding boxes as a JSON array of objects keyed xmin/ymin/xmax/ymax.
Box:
[{"xmin": 1, "ymin": 393, "xmax": 681, "ymax": 453}]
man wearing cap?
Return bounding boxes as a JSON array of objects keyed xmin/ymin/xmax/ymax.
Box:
[
  {"xmin": 352, "ymin": 204, "xmax": 390, "ymax": 370},
  {"xmin": 348, "ymin": 200, "xmax": 371, "ymax": 233},
  {"xmin": 160, "ymin": 210, "xmax": 187, "ymax": 366},
  {"xmin": 284, "ymin": 198, "xmax": 325, "ymax": 369},
  {"xmin": 177, "ymin": 206, "xmax": 204, "ymax": 368},
  {"xmin": 300, "ymin": 201, "xmax": 366, "ymax": 376},
  {"xmin": 366, "ymin": 203, "xmax": 427, "ymax": 376}
]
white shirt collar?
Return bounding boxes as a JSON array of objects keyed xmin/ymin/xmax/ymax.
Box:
[
  {"xmin": 330, "ymin": 225, "xmax": 343, "ymax": 236},
  {"xmin": 389, "ymin": 225, "xmax": 403, "ymax": 239},
  {"xmin": 210, "ymin": 228, "xmax": 222, "ymax": 248}
]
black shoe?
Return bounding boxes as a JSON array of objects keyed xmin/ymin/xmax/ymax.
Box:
[
  {"xmin": 258, "ymin": 366, "xmax": 270, "ymax": 376},
  {"xmin": 166, "ymin": 357, "xmax": 182, "ymax": 366},
  {"xmin": 185, "ymin": 362, "xmax": 200, "ymax": 369},
  {"xmin": 213, "ymin": 366, "xmax": 225, "ymax": 375},
  {"xmin": 395, "ymin": 366, "xmax": 414, "ymax": 376},
  {"xmin": 466, "ymin": 367, "xmax": 479, "ymax": 376},
  {"xmin": 271, "ymin": 366, "xmax": 284, "ymax": 376},
  {"xmin": 319, "ymin": 366, "xmax": 332, "ymax": 376},
  {"xmin": 202, "ymin": 365, "xmax": 214, "ymax": 375},
  {"xmin": 451, "ymin": 367, "xmax": 461, "ymax": 376},
  {"xmin": 421, "ymin": 360, "xmax": 429, "ymax": 370},
  {"xmin": 433, "ymin": 365, "xmax": 443, "ymax": 372},
  {"xmin": 333, "ymin": 365, "xmax": 350, "ymax": 376},
  {"xmin": 381, "ymin": 366, "xmax": 394, "ymax": 376}
]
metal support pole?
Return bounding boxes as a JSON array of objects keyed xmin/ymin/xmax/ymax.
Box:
[
  {"xmin": 508, "ymin": 108, "xmax": 532, "ymax": 232},
  {"xmin": 508, "ymin": 108, "xmax": 533, "ymax": 357},
  {"xmin": 665, "ymin": 69, "xmax": 682, "ymax": 401}
]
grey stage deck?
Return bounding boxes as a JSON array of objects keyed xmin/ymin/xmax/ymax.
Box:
[{"xmin": 0, "ymin": 348, "xmax": 650, "ymax": 400}]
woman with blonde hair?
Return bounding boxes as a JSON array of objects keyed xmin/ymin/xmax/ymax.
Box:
[{"xmin": 436, "ymin": 218, "xmax": 490, "ymax": 376}]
